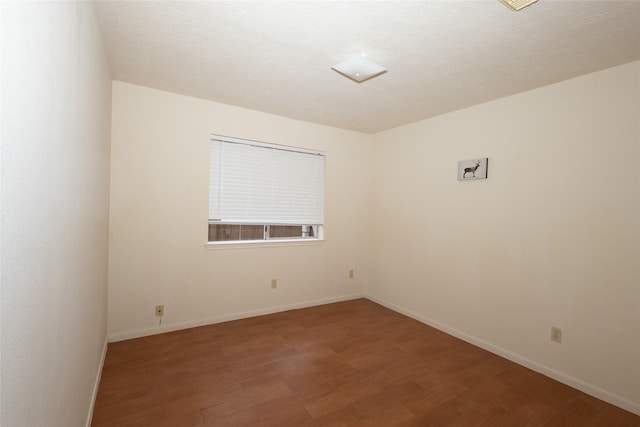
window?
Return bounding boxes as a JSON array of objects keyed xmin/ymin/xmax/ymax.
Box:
[{"xmin": 208, "ymin": 135, "xmax": 325, "ymax": 243}]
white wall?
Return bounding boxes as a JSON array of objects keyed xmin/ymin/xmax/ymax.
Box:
[
  {"xmin": 369, "ymin": 61, "xmax": 640, "ymax": 413},
  {"xmin": 108, "ymin": 82, "xmax": 370, "ymax": 340},
  {"xmin": 1, "ymin": 2, "xmax": 111, "ymax": 426}
]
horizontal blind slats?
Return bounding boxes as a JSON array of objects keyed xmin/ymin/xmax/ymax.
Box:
[{"xmin": 209, "ymin": 137, "xmax": 324, "ymax": 224}]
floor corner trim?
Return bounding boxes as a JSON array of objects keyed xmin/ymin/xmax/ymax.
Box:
[{"xmin": 86, "ymin": 337, "xmax": 108, "ymax": 427}]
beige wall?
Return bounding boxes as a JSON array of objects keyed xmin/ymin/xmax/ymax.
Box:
[
  {"xmin": 369, "ymin": 61, "xmax": 640, "ymax": 413},
  {"xmin": 108, "ymin": 82, "xmax": 370, "ymax": 340},
  {"xmin": 1, "ymin": 2, "xmax": 112, "ymax": 426}
]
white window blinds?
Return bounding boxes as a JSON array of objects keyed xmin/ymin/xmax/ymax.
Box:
[{"xmin": 209, "ymin": 135, "xmax": 325, "ymax": 225}]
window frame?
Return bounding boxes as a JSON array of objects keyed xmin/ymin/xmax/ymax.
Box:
[
  {"xmin": 207, "ymin": 222, "xmax": 323, "ymax": 242},
  {"xmin": 207, "ymin": 135, "xmax": 325, "ymax": 246}
]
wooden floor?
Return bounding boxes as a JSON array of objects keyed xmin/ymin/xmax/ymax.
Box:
[{"xmin": 92, "ymin": 299, "xmax": 640, "ymax": 426}]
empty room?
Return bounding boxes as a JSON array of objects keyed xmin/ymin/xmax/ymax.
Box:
[{"xmin": 1, "ymin": 1, "xmax": 639, "ymax": 426}]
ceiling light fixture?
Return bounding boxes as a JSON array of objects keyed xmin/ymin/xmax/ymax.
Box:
[
  {"xmin": 331, "ymin": 54, "xmax": 387, "ymax": 83},
  {"xmin": 499, "ymin": 0, "xmax": 539, "ymax": 11}
]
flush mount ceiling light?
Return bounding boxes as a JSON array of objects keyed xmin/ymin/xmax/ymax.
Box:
[
  {"xmin": 499, "ymin": 0, "xmax": 539, "ymax": 11},
  {"xmin": 331, "ymin": 54, "xmax": 387, "ymax": 83}
]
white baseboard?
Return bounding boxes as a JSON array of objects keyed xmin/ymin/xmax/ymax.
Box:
[
  {"xmin": 108, "ymin": 293, "xmax": 365, "ymax": 343},
  {"xmin": 366, "ymin": 295, "xmax": 640, "ymax": 417},
  {"xmin": 86, "ymin": 337, "xmax": 108, "ymax": 427}
]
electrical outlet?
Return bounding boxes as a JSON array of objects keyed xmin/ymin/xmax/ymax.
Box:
[
  {"xmin": 155, "ymin": 305, "xmax": 164, "ymax": 317},
  {"xmin": 551, "ymin": 327, "xmax": 562, "ymax": 343},
  {"xmin": 348, "ymin": 269, "xmax": 354, "ymax": 279},
  {"xmin": 271, "ymin": 279, "xmax": 277, "ymax": 289}
]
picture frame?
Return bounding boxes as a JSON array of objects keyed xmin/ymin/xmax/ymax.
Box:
[{"xmin": 458, "ymin": 158, "xmax": 488, "ymax": 180}]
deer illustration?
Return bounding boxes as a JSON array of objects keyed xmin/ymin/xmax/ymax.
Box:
[{"xmin": 463, "ymin": 160, "xmax": 481, "ymax": 178}]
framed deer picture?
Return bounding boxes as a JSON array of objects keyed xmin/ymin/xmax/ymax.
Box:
[{"xmin": 458, "ymin": 158, "xmax": 488, "ymax": 180}]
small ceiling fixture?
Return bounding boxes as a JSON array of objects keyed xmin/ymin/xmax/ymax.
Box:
[
  {"xmin": 331, "ymin": 54, "xmax": 387, "ymax": 83},
  {"xmin": 499, "ymin": 0, "xmax": 539, "ymax": 11}
]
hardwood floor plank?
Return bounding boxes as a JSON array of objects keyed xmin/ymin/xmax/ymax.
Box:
[{"xmin": 92, "ymin": 299, "xmax": 640, "ymax": 426}]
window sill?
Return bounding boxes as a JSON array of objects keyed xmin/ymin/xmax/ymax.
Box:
[{"xmin": 203, "ymin": 238, "xmax": 325, "ymax": 250}]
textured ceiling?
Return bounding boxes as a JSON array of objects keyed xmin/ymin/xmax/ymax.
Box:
[{"xmin": 94, "ymin": 1, "xmax": 640, "ymax": 134}]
